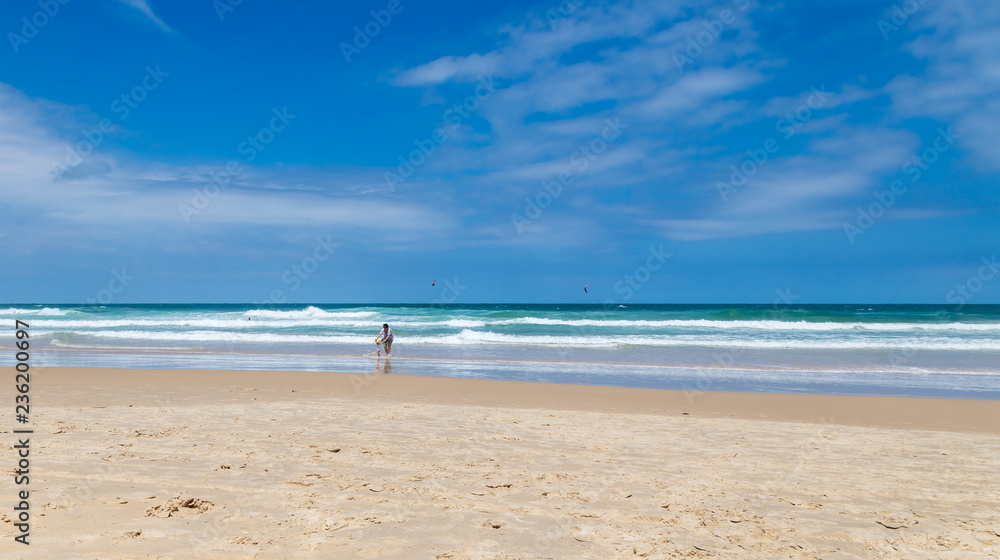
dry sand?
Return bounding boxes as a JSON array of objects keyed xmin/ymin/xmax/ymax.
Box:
[{"xmin": 3, "ymin": 367, "xmax": 999, "ymax": 559}]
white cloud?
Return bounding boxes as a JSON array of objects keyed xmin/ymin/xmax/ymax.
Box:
[
  {"xmin": 116, "ymin": 0, "xmax": 174, "ymax": 33},
  {"xmin": 655, "ymin": 125, "xmax": 920, "ymax": 241},
  {"xmin": 388, "ymin": 0, "xmax": 989, "ymax": 244},
  {"xmin": 0, "ymin": 84, "xmax": 451, "ymax": 250},
  {"xmin": 393, "ymin": 1, "xmax": 684, "ymax": 87},
  {"xmin": 394, "ymin": 54, "xmax": 502, "ymax": 87},
  {"xmin": 390, "ymin": 0, "xmax": 769, "ymax": 191},
  {"xmin": 759, "ymin": 84, "xmax": 873, "ymax": 118},
  {"xmin": 886, "ymin": 0, "xmax": 1000, "ymax": 170},
  {"xmin": 638, "ymin": 67, "xmax": 764, "ymax": 119}
]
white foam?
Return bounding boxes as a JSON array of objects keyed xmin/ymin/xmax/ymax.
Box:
[
  {"xmin": 49, "ymin": 329, "xmax": 370, "ymax": 344},
  {"xmin": 28, "ymin": 317, "xmax": 487, "ymax": 330},
  {"xmin": 21, "ymin": 310, "xmax": 1000, "ymax": 335},
  {"xmin": 37, "ymin": 328, "xmax": 1000, "ymax": 351},
  {"xmin": 30, "ymin": 318, "xmax": 368, "ymax": 329},
  {"xmin": 244, "ymin": 306, "xmax": 376, "ymax": 319},
  {"xmin": 493, "ymin": 317, "xmax": 1000, "ymax": 332},
  {"xmin": 435, "ymin": 319, "xmax": 489, "ymax": 328},
  {"xmin": 0, "ymin": 307, "xmax": 69, "ymax": 316}
]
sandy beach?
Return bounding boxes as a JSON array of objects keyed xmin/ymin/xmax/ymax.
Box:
[{"xmin": 4, "ymin": 367, "xmax": 1000, "ymax": 559}]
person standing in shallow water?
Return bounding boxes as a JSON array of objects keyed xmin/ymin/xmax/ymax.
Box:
[{"xmin": 376, "ymin": 323, "xmax": 393, "ymax": 356}]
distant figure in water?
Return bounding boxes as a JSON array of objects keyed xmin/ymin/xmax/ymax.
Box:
[{"xmin": 376, "ymin": 323, "xmax": 393, "ymax": 356}]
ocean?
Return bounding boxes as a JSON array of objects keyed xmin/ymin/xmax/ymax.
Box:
[{"xmin": 5, "ymin": 303, "xmax": 1000, "ymax": 399}]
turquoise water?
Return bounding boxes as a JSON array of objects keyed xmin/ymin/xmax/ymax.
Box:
[{"xmin": 5, "ymin": 304, "xmax": 1000, "ymax": 398}]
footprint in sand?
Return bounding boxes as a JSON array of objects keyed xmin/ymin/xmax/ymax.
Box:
[{"xmin": 145, "ymin": 496, "xmax": 214, "ymax": 518}]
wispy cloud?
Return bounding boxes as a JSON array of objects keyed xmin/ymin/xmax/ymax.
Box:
[
  {"xmin": 653, "ymin": 125, "xmax": 920, "ymax": 240},
  {"xmin": 0, "ymin": 84, "xmax": 451, "ymax": 253},
  {"xmin": 389, "ymin": 1, "xmax": 767, "ymax": 170},
  {"xmin": 116, "ymin": 0, "xmax": 173, "ymax": 33},
  {"xmin": 6, "ymin": 0, "xmax": 991, "ymax": 257},
  {"xmin": 886, "ymin": 0, "xmax": 1000, "ymax": 170},
  {"xmin": 385, "ymin": 0, "xmax": 989, "ymax": 244}
]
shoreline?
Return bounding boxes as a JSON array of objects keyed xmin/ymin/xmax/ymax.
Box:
[{"xmin": 38, "ymin": 367, "xmax": 1000, "ymax": 433}]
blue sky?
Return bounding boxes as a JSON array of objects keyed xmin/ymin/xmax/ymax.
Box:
[{"xmin": 1, "ymin": 0, "xmax": 998, "ymax": 304}]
